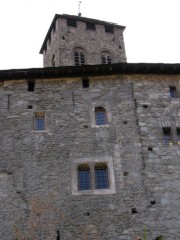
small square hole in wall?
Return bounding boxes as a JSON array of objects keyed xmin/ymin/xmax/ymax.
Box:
[
  {"xmin": 123, "ymin": 171, "xmax": 129, "ymax": 176},
  {"xmin": 143, "ymin": 104, "xmax": 148, "ymax": 108},
  {"xmin": 155, "ymin": 236, "xmax": 163, "ymax": 240},
  {"xmin": 131, "ymin": 208, "xmax": 137, "ymax": 214},
  {"xmin": 123, "ymin": 120, "xmax": 128, "ymax": 124},
  {"xmin": 28, "ymin": 105, "xmax": 33, "ymax": 109},
  {"xmin": 150, "ymin": 200, "xmax": 156, "ymax": 205},
  {"xmin": 148, "ymin": 147, "xmax": 153, "ymax": 151}
]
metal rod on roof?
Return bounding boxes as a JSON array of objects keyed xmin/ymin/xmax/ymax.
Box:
[{"xmin": 78, "ymin": 1, "xmax": 82, "ymax": 16}]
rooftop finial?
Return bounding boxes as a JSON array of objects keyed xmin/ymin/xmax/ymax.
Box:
[{"xmin": 78, "ymin": 1, "xmax": 82, "ymax": 17}]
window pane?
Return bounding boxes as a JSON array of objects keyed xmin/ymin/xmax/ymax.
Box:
[
  {"xmin": 95, "ymin": 166, "xmax": 109, "ymax": 189},
  {"xmin": 80, "ymin": 52, "xmax": 85, "ymax": 65},
  {"xmin": 107, "ymin": 56, "xmax": 112, "ymax": 64},
  {"xmin": 101, "ymin": 55, "xmax": 106, "ymax": 64},
  {"xmin": 74, "ymin": 52, "xmax": 79, "ymax": 66},
  {"xmin": 35, "ymin": 116, "xmax": 45, "ymax": 130},
  {"xmin": 95, "ymin": 108, "xmax": 107, "ymax": 125},
  {"xmin": 78, "ymin": 167, "xmax": 91, "ymax": 190}
]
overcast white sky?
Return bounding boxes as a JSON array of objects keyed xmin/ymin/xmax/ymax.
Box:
[{"xmin": 0, "ymin": 0, "xmax": 180, "ymax": 69}]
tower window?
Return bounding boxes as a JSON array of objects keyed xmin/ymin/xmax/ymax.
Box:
[
  {"xmin": 74, "ymin": 50, "xmax": 85, "ymax": 66},
  {"xmin": 105, "ymin": 25, "xmax": 114, "ymax": 33},
  {"xmin": 169, "ymin": 86, "xmax": 176, "ymax": 98},
  {"xmin": 67, "ymin": 19, "xmax": 77, "ymax": 27},
  {"xmin": 28, "ymin": 80, "xmax": 35, "ymax": 92},
  {"xmin": 78, "ymin": 165, "xmax": 91, "ymax": 190},
  {"xmin": 162, "ymin": 127, "xmax": 172, "ymax": 145},
  {"xmin": 34, "ymin": 112, "xmax": 46, "ymax": 131},
  {"xmin": 101, "ymin": 55, "xmax": 112, "ymax": 64},
  {"xmin": 95, "ymin": 164, "xmax": 109, "ymax": 189},
  {"xmin": 95, "ymin": 107, "xmax": 107, "ymax": 125},
  {"xmin": 86, "ymin": 22, "xmax": 96, "ymax": 30}
]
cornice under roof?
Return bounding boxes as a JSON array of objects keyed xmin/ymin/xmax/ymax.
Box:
[{"xmin": 1, "ymin": 63, "xmax": 180, "ymax": 81}]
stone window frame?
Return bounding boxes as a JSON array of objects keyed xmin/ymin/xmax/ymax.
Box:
[
  {"xmin": 72, "ymin": 156, "xmax": 116, "ymax": 195},
  {"xmin": 74, "ymin": 47, "xmax": 86, "ymax": 66},
  {"xmin": 32, "ymin": 112, "xmax": 48, "ymax": 132},
  {"xmin": 101, "ymin": 50, "xmax": 113, "ymax": 64},
  {"xmin": 90, "ymin": 103, "xmax": 112, "ymax": 128},
  {"xmin": 161, "ymin": 121, "xmax": 180, "ymax": 146}
]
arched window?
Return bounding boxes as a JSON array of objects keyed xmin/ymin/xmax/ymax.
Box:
[
  {"xmin": 74, "ymin": 48, "xmax": 86, "ymax": 66},
  {"xmin": 78, "ymin": 164, "xmax": 91, "ymax": 190},
  {"xmin": 95, "ymin": 107, "xmax": 107, "ymax": 125},
  {"xmin": 95, "ymin": 163, "xmax": 109, "ymax": 189},
  {"xmin": 101, "ymin": 52, "xmax": 112, "ymax": 64}
]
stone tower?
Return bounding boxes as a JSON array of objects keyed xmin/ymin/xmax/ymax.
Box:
[{"xmin": 40, "ymin": 14, "xmax": 126, "ymax": 67}]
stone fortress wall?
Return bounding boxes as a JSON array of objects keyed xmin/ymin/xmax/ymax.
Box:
[{"xmin": 0, "ymin": 73, "xmax": 180, "ymax": 239}]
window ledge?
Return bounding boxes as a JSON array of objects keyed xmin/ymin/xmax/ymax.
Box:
[
  {"xmin": 95, "ymin": 124, "xmax": 109, "ymax": 128},
  {"xmin": 72, "ymin": 188, "xmax": 115, "ymax": 196},
  {"xmin": 31, "ymin": 130, "xmax": 49, "ymax": 133}
]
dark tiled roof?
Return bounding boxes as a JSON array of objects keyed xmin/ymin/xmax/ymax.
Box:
[
  {"xmin": 1, "ymin": 63, "xmax": 180, "ymax": 81},
  {"xmin": 39, "ymin": 14, "xmax": 126, "ymax": 54}
]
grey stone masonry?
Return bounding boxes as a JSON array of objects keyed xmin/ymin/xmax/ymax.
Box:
[
  {"xmin": 0, "ymin": 69, "xmax": 180, "ymax": 239},
  {"xmin": 40, "ymin": 14, "xmax": 126, "ymax": 67}
]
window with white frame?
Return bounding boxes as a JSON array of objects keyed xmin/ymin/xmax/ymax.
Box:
[
  {"xmin": 90, "ymin": 104, "xmax": 111, "ymax": 128},
  {"xmin": 72, "ymin": 157, "xmax": 115, "ymax": 195}
]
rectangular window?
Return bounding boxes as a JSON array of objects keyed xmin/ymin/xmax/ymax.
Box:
[
  {"xmin": 169, "ymin": 86, "xmax": 176, "ymax": 98},
  {"xmin": 86, "ymin": 22, "xmax": 96, "ymax": 30},
  {"xmin": 105, "ymin": 25, "xmax": 114, "ymax": 33},
  {"xmin": 82, "ymin": 78, "xmax": 89, "ymax": 88},
  {"xmin": 34, "ymin": 112, "xmax": 46, "ymax": 131},
  {"xmin": 72, "ymin": 157, "xmax": 115, "ymax": 195},
  {"xmin": 28, "ymin": 80, "xmax": 35, "ymax": 92},
  {"xmin": 162, "ymin": 127, "xmax": 172, "ymax": 145},
  {"xmin": 95, "ymin": 165, "xmax": 109, "ymax": 189},
  {"xmin": 67, "ymin": 19, "xmax": 77, "ymax": 27},
  {"xmin": 78, "ymin": 165, "xmax": 91, "ymax": 190},
  {"xmin": 95, "ymin": 107, "xmax": 107, "ymax": 125}
]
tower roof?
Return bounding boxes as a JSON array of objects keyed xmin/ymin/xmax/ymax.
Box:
[{"xmin": 39, "ymin": 14, "xmax": 126, "ymax": 54}]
